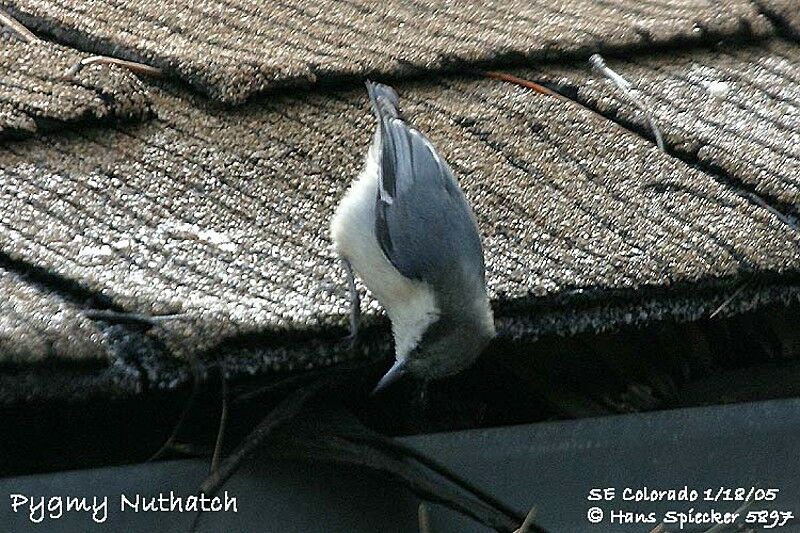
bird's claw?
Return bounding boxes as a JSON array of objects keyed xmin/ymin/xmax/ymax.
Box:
[{"xmin": 341, "ymin": 331, "xmax": 361, "ymax": 351}]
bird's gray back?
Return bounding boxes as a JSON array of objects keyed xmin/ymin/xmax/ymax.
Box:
[{"xmin": 367, "ymin": 83, "xmax": 486, "ymax": 311}]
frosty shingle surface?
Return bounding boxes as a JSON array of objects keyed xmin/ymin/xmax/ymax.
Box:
[
  {"xmin": 528, "ymin": 40, "xmax": 800, "ymax": 210},
  {"xmin": 0, "ymin": 0, "xmax": 774, "ymax": 103},
  {"xmin": 0, "ymin": 79, "xmax": 797, "ymax": 370},
  {"xmin": 0, "ymin": 36, "xmax": 151, "ymax": 138},
  {"xmin": 756, "ymin": 0, "xmax": 800, "ymax": 37},
  {"xmin": 0, "ymin": 267, "xmax": 107, "ymax": 363}
]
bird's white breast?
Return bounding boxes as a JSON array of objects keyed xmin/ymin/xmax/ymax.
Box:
[{"xmin": 330, "ymin": 145, "xmax": 439, "ymax": 360}]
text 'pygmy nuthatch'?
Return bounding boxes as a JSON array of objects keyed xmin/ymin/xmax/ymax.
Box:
[{"xmin": 331, "ymin": 81, "xmax": 496, "ymax": 393}]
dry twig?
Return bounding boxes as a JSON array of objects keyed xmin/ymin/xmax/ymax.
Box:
[
  {"xmin": 710, "ymin": 280, "xmax": 752, "ymax": 319},
  {"xmin": 418, "ymin": 502, "xmax": 433, "ymax": 533},
  {"xmin": 210, "ymin": 368, "xmax": 229, "ymax": 474},
  {"xmin": 343, "ymin": 433, "xmax": 523, "ymax": 524},
  {"xmin": 289, "ymin": 433, "xmax": 528, "ymax": 532},
  {"xmin": 482, "ymin": 70, "xmax": 613, "ymax": 125},
  {"xmin": 147, "ymin": 353, "xmax": 203, "ymax": 462},
  {"xmin": 0, "ymin": 9, "xmax": 39, "ymax": 43},
  {"xmin": 589, "ymin": 53, "xmax": 665, "ymax": 152},
  {"xmin": 83, "ymin": 308, "xmax": 188, "ymax": 326},
  {"xmin": 233, "ymin": 357, "xmax": 379, "ymax": 405},
  {"xmin": 190, "ymin": 377, "xmax": 334, "ymax": 531},
  {"xmin": 514, "ymin": 505, "xmax": 538, "ymax": 533},
  {"xmin": 483, "ymin": 71, "xmax": 559, "ymax": 96},
  {"xmin": 62, "ymin": 55, "xmax": 163, "ymax": 79},
  {"xmin": 282, "ymin": 404, "xmax": 548, "ymax": 532}
]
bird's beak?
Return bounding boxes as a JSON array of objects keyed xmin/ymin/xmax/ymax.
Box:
[{"xmin": 371, "ymin": 360, "xmax": 408, "ymax": 395}]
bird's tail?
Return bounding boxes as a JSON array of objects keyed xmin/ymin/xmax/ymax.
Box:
[{"xmin": 366, "ymin": 80, "xmax": 402, "ymax": 121}]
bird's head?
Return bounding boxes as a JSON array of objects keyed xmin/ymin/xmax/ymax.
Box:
[{"xmin": 373, "ymin": 312, "xmax": 495, "ymax": 394}]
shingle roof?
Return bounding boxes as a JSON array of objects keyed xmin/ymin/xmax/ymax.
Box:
[
  {"xmin": 528, "ymin": 39, "xmax": 800, "ymax": 210},
  {"xmin": 0, "ymin": 0, "xmax": 774, "ymax": 102},
  {"xmin": 0, "ymin": 36, "xmax": 151, "ymax": 138},
  {"xmin": 0, "ymin": 266, "xmax": 106, "ymax": 363},
  {"xmin": 756, "ymin": 0, "xmax": 800, "ymax": 38},
  {"xmin": 0, "ymin": 0, "xmax": 798, "ymax": 401},
  {"xmin": 2, "ymin": 76, "xmax": 798, "ymax": 384}
]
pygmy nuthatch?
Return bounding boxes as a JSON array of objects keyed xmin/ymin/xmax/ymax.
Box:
[{"xmin": 331, "ymin": 81, "xmax": 496, "ymax": 393}]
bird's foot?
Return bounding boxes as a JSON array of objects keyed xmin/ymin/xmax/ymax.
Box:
[{"xmin": 341, "ymin": 331, "xmax": 361, "ymax": 351}]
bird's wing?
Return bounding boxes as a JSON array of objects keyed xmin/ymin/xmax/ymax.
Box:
[
  {"xmin": 373, "ymin": 114, "xmax": 485, "ymax": 286},
  {"xmin": 366, "ymin": 81, "xmax": 401, "ymax": 205}
]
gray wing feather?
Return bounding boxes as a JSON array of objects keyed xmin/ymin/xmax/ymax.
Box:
[
  {"xmin": 369, "ymin": 92, "xmax": 485, "ymax": 288},
  {"xmin": 366, "ymin": 81, "xmax": 401, "ymax": 204}
]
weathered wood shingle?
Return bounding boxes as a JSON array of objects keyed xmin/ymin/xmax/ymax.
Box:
[
  {"xmin": 0, "ymin": 79, "xmax": 797, "ymax": 372},
  {"xmin": 0, "ymin": 36, "xmax": 151, "ymax": 138},
  {"xmin": 756, "ymin": 0, "xmax": 800, "ymax": 38},
  {"xmin": 0, "ymin": 0, "xmax": 775, "ymax": 102},
  {"xmin": 0, "ymin": 1, "xmax": 798, "ymax": 401},
  {"xmin": 527, "ymin": 40, "xmax": 800, "ymax": 212},
  {"xmin": 0, "ymin": 267, "xmax": 107, "ymax": 363}
]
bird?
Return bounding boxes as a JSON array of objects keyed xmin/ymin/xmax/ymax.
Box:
[{"xmin": 330, "ymin": 81, "xmax": 495, "ymax": 393}]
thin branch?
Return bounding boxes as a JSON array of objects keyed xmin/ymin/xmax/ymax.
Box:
[
  {"xmin": 210, "ymin": 368, "xmax": 229, "ymax": 474},
  {"xmin": 190, "ymin": 376, "xmax": 334, "ymax": 532},
  {"xmin": 739, "ymin": 191, "xmax": 798, "ymax": 230},
  {"xmin": 709, "ymin": 280, "xmax": 752, "ymax": 319},
  {"xmin": 483, "ymin": 71, "xmax": 559, "ymax": 96},
  {"xmin": 342, "ymin": 433, "xmax": 526, "ymax": 527},
  {"xmin": 63, "ymin": 55, "xmax": 163, "ymax": 79},
  {"xmin": 147, "ymin": 354, "xmax": 202, "ymax": 462},
  {"xmin": 292, "ymin": 434, "xmax": 526, "ymax": 532},
  {"xmin": 233, "ymin": 369, "xmax": 327, "ymax": 404},
  {"xmin": 233, "ymin": 357, "xmax": 378, "ymax": 405},
  {"xmin": 418, "ymin": 502, "xmax": 433, "ymax": 533},
  {"xmin": 199, "ymin": 377, "xmax": 332, "ymax": 494},
  {"xmin": 482, "ymin": 70, "xmax": 613, "ymax": 125},
  {"xmin": 0, "ymin": 10, "xmax": 39, "ymax": 43},
  {"xmin": 515, "ymin": 505, "xmax": 538, "ymax": 533},
  {"xmin": 589, "ymin": 53, "xmax": 665, "ymax": 152},
  {"xmin": 83, "ymin": 309, "xmax": 188, "ymax": 326}
]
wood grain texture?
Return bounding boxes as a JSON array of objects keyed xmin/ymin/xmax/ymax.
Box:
[
  {"xmin": 0, "ymin": 78, "xmax": 796, "ymax": 373},
  {"xmin": 0, "ymin": 36, "xmax": 151, "ymax": 138},
  {"xmin": 0, "ymin": 0, "xmax": 774, "ymax": 103},
  {"xmin": 527, "ymin": 40, "xmax": 800, "ymax": 211}
]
